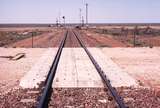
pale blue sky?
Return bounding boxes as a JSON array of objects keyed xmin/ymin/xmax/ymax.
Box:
[{"xmin": 0, "ymin": 0, "xmax": 160, "ymax": 23}]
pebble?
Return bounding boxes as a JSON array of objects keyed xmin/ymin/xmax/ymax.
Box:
[
  {"xmin": 20, "ymin": 99, "xmax": 36, "ymax": 103},
  {"xmin": 64, "ymin": 106, "xmax": 74, "ymax": 108},
  {"xmin": 98, "ymin": 99, "xmax": 107, "ymax": 103},
  {"xmin": 27, "ymin": 90, "xmax": 39, "ymax": 94},
  {"xmin": 124, "ymin": 97, "xmax": 134, "ymax": 103}
]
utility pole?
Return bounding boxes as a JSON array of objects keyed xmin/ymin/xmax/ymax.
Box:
[
  {"xmin": 31, "ymin": 32, "xmax": 34, "ymax": 48},
  {"xmin": 133, "ymin": 26, "xmax": 138, "ymax": 47},
  {"xmin": 59, "ymin": 11, "xmax": 61, "ymax": 26},
  {"xmin": 82, "ymin": 16, "xmax": 84, "ymax": 27},
  {"xmin": 133, "ymin": 30, "xmax": 136, "ymax": 47},
  {"xmin": 79, "ymin": 8, "xmax": 82, "ymax": 26},
  {"xmin": 56, "ymin": 18, "xmax": 58, "ymax": 27},
  {"xmin": 85, "ymin": 3, "xmax": 88, "ymax": 26},
  {"xmin": 62, "ymin": 16, "xmax": 65, "ymax": 27}
]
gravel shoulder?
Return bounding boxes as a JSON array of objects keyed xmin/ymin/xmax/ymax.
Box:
[
  {"xmin": 50, "ymin": 87, "xmax": 160, "ymax": 108},
  {"xmin": 0, "ymin": 87, "xmax": 159, "ymax": 108}
]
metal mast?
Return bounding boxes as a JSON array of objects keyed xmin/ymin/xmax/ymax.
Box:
[
  {"xmin": 85, "ymin": 3, "xmax": 88, "ymax": 26},
  {"xmin": 79, "ymin": 8, "xmax": 82, "ymax": 26}
]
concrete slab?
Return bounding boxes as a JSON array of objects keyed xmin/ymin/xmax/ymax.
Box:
[
  {"xmin": 19, "ymin": 48, "xmax": 138, "ymax": 88},
  {"xmin": 88, "ymin": 48, "xmax": 138, "ymax": 87},
  {"xmin": 53, "ymin": 48, "xmax": 137, "ymax": 88},
  {"xmin": 53, "ymin": 48, "xmax": 103, "ymax": 87},
  {"xmin": 20, "ymin": 48, "xmax": 57, "ymax": 88},
  {"xmin": 53, "ymin": 48, "xmax": 77, "ymax": 87}
]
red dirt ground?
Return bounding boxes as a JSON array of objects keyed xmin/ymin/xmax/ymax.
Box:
[
  {"xmin": 80, "ymin": 30, "xmax": 128, "ymax": 47},
  {"xmin": 1, "ymin": 28, "xmax": 130, "ymax": 48},
  {"xmin": 112, "ymin": 35, "xmax": 160, "ymax": 47},
  {"xmin": 6, "ymin": 30, "xmax": 65, "ymax": 48},
  {"xmin": 139, "ymin": 36, "xmax": 160, "ymax": 46}
]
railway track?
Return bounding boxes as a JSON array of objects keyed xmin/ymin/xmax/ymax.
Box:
[
  {"xmin": 37, "ymin": 29, "xmax": 126, "ymax": 108},
  {"xmin": 37, "ymin": 30, "xmax": 68, "ymax": 108}
]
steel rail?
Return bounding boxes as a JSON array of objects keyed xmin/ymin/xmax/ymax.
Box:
[
  {"xmin": 72, "ymin": 30, "xmax": 126, "ymax": 108},
  {"xmin": 37, "ymin": 30, "xmax": 68, "ymax": 108}
]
